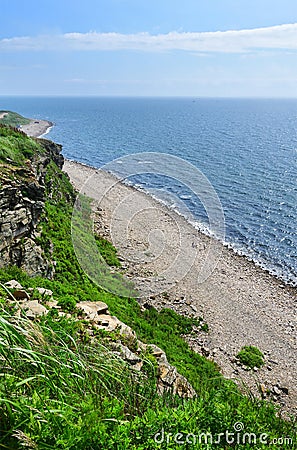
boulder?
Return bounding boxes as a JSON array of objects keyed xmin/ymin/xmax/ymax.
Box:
[
  {"xmin": 75, "ymin": 301, "xmax": 195, "ymax": 399},
  {"xmin": 35, "ymin": 287, "xmax": 53, "ymax": 297},
  {"xmin": 95, "ymin": 314, "xmax": 137, "ymax": 340},
  {"xmin": 20, "ymin": 300, "xmax": 48, "ymax": 318},
  {"xmin": 157, "ymin": 360, "xmax": 196, "ymax": 398},
  {"xmin": 13, "ymin": 289, "xmax": 30, "ymax": 300},
  {"xmin": 113, "ymin": 343, "xmax": 143, "ymax": 371},
  {"xmin": 77, "ymin": 301, "xmax": 109, "ymax": 319},
  {"xmin": 5, "ymin": 280, "xmax": 23, "ymax": 290}
]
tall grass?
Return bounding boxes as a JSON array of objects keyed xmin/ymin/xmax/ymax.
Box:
[
  {"xmin": 0, "ymin": 125, "xmax": 40, "ymax": 165},
  {"xmin": 0, "ymin": 309, "xmax": 157, "ymax": 448},
  {"xmin": 0, "ymin": 303, "xmax": 295, "ymax": 449}
]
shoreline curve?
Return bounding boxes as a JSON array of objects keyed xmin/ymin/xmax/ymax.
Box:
[{"xmin": 20, "ymin": 118, "xmax": 53, "ymax": 138}]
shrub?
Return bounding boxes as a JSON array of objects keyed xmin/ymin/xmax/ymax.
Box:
[
  {"xmin": 57, "ymin": 294, "xmax": 77, "ymax": 312},
  {"xmin": 237, "ymin": 345, "xmax": 265, "ymax": 369}
]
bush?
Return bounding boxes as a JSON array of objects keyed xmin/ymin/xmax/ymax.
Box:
[
  {"xmin": 57, "ymin": 294, "xmax": 77, "ymax": 312},
  {"xmin": 237, "ymin": 345, "xmax": 265, "ymax": 369}
]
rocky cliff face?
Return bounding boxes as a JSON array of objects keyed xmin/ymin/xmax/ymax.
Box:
[{"xmin": 0, "ymin": 134, "xmax": 64, "ymax": 277}]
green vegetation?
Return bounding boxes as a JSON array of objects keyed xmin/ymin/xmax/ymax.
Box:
[
  {"xmin": 0, "ymin": 110, "xmax": 31, "ymax": 127},
  {"xmin": 0, "ymin": 126, "xmax": 296, "ymax": 448},
  {"xmin": 95, "ymin": 235, "xmax": 121, "ymax": 267},
  {"xmin": 0, "ymin": 308, "xmax": 157, "ymax": 449},
  {"xmin": 237, "ymin": 345, "xmax": 265, "ymax": 369},
  {"xmin": 0, "ymin": 124, "xmax": 41, "ymax": 166},
  {"xmin": 71, "ymin": 193, "xmax": 136, "ymax": 297}
]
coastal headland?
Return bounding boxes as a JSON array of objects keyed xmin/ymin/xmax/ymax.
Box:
[
  {"xmin": 20, "ymin": 118, "xmax": 53, "ymax": 137},
  {"xmin": 0, "ymin": 111, "xmax": 53, "ymax": 138}
]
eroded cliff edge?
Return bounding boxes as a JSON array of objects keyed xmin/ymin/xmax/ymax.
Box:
[{"xmin": 0, "ymin": 126, "xmax": 63, "ymax": 276}]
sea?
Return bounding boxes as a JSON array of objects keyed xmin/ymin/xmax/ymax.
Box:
[{"xmin": 1, "ymin": 97, "xmax": 296, "ymax": 286}]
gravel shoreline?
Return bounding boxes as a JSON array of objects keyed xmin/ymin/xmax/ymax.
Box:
[
  {"xmin": 20, "ymin": 119, "xmax": 53, "ymax": 137},
  {"xmin": 63, "ymin": 158, "xmax": 297, "ymax": 415}
]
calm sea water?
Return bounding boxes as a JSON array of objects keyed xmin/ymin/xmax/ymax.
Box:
[{"xmin": 1, "ymin": 97, "xmax": 296, "ymax": 286}]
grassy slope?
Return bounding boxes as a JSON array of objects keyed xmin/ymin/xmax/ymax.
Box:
[
  {"xmin": 0, "ymin": 111, "xmax": 31, "ymax": 127},
  {"xmin": 0, "ymin": 127, "xmax": 295, "ymax": 449},
  {"xmin": 0, "ymin": 125, "xmax": 41, "ymax": 166}
]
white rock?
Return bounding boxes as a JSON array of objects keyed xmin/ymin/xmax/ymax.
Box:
[
  {"xmin": 5, "ymin": 280, "xmax": 23, "ymax": 290},
  {"xmin": 77, "ymin": 301, "xmax": 109, "ymax": 319},
  {"xmin": 21, "ymin": 300, "xmax": 48, "ymax": 318},
  {"xmin": 36, "ymin": 287, "xmax": 53, "ymax": 297}
]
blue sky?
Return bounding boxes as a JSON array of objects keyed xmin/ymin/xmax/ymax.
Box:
[{"xmin": 1, "ymin": 0, "xmax": 297, "ymax": 97}]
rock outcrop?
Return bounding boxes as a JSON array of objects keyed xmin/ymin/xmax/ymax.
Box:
[
  {"xmin": 0, "ymin": 136, "xmax": 64, "ymax": 276},
  {"xmin": 75, "ymin": 300, "xmax": 196, "ymax": 398},
  {"xmin": 2, "ymin": 282, "xmax": 196, "ymax": 400}
]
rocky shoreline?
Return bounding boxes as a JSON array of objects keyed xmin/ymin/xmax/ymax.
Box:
[
  {"xmin": 63, "ymin": 158, "xmax": 297, "ymax": 415},
  {"xmin": 20, "ymin": 118, "xmax": 53, "ymax": 137}
]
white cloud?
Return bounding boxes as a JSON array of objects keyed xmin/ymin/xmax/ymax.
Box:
[{"xmin": 1, "ymin": 23, "xmax": 297, "ymax": 53}]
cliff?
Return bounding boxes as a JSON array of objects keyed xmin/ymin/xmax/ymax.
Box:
[{"xmin": 0, "ymin": 126, "xmax": 63, "ymax": 276}]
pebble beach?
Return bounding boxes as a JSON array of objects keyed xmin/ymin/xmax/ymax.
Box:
[{"xmin": 20, "ymin": 118, "xmax": 53, "ymax": 138}]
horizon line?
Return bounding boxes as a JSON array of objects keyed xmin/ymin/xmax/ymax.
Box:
[{"xmin": 1, "ymin": 94, "xmax": 297, "ymax": 100}]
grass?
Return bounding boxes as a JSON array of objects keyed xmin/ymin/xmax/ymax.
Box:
[
  {"xmin": 0, "ymin": 308, "xmax": 157, "ymax": 449},
  {"xmin": 0, "ymin": 124, "xmax": 41, "ymax": 166},
  {"xmin": 0, "ymin": 125, "xmax": 296, "ymax": 448},
  {"xmin": 0, "ymin": 111, "xmax": 31, "ymax": 127},
  {"xmin": 237, "ymin": 345, "xmax": 265, "ymax": 369},
  {"xmin": 0, "ymin": 276, "xmax": 295, "ymax": 448}
]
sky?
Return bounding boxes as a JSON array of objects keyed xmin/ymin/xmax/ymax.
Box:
[{"xmin": 1, "ymin": 0, "xmax": 297, "ymax": 97}]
